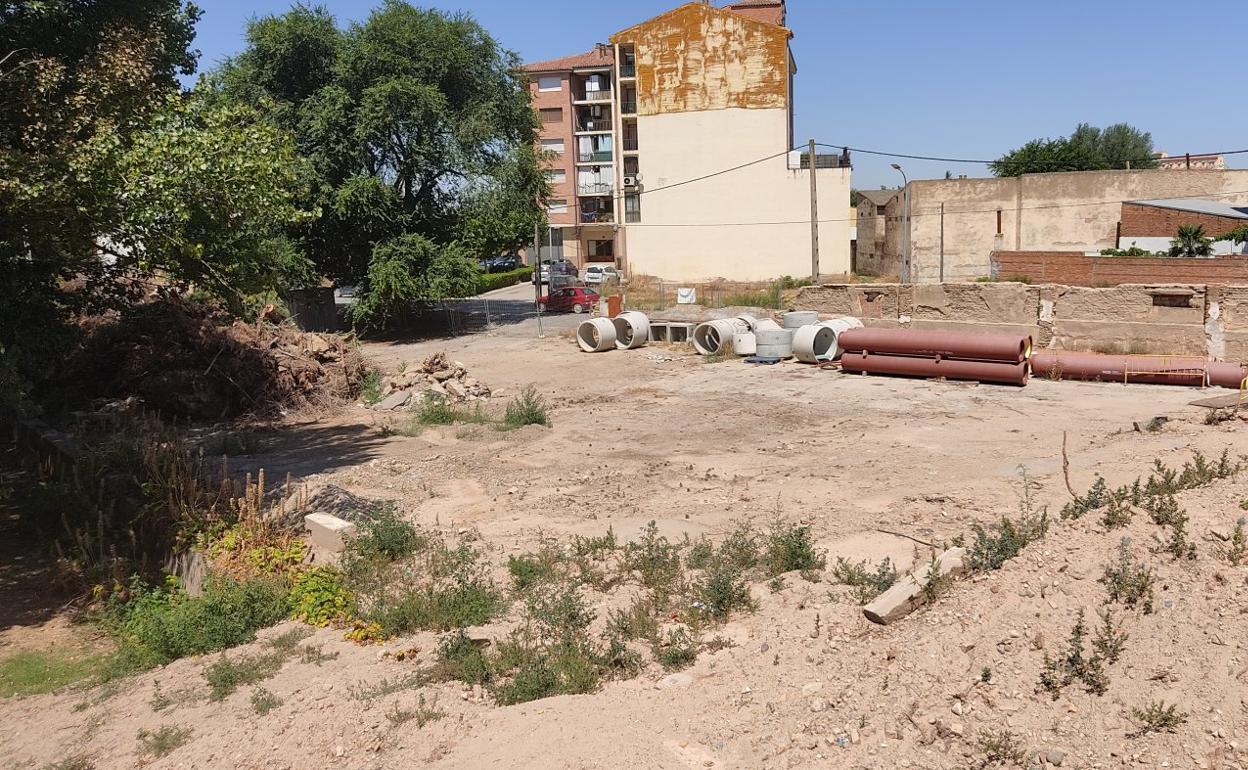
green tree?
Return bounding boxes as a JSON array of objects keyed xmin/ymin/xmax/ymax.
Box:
[
  {"xmin": 1169, "ymin": 224, "xmax": 1214, "ymax": 258},
  {"xmin": 990, "ymin": 123, "xmax": 1158, "ymax": 177},
  {"xmin": 217, "ymin": 1, "xmax": 547, "ymax": 326}
]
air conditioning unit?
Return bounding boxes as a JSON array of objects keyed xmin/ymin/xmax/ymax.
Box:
[{"xmin": 623, "ymin": 175, "xmax": 638, "ymax": 188}]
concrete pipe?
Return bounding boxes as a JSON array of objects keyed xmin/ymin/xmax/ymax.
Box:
[
  {"xmin": 793, "ymin": 324, "xmax": 836, "ymax": 364},
  {"xmin": 736, "ymin": 315, "xmax": 759, "ymax": 332},
  {"xmin": 577, "ymin": 317, "xmax": 617, "ymax": 353},
  {"xmin": 838, "ymin": 328, "xmax": 1032, "ymax": 364},
  {"xmin": 732, "ymin": 332, "xmax": 757, "ymax": 356},
  {"xmin": 822, "ymin": 317, "xmax": 864, "ymax": 361},
  {"xmin": 753, "ymin": 318, "xmax": 782, "ymax": 332},
  {"xmin": 754, "ymin": 328, "xmax": 794, "ymax": 359},
  {"xmin": 693, "ymin": 318, "xmax": 750, "ymax": 355},
  {"xmin": 843, "ymin": 351, "xmax": 1029, "ymax": 386},
  {"xmin": 611, "ymin": 311, "xmax": 650, "ymax": 350},
  {"xmin": 782, "ymin": 310, "xmax": 819, "ymax": 329}
]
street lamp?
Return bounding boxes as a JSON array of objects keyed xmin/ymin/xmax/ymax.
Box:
[{"xmin": 891, "ymin": 163, "xmax": 910, "ymax": 283}]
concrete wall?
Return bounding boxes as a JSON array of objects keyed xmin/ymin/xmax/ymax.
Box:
[
  {"xmin": 891, "ymin": 170, "xmax": 1248, "ymax": 283},
  {"xmin": 993, "ymin": 251, "xmax": 1248, "ymax": 286},
  {"xmin": 793, "ymin": 281, "xmax": 1248, "ymax": 361},
  {"xmin": 625, "ymin": 107, "xmax": 850, "ymax": 281},
  {"xmin": 855, "ymin": 198, "xmax": 891, "ymax": 276}
]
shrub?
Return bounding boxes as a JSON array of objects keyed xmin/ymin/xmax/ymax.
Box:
[
  {"xmin": 762, "ymin": 520, "xmax": 825, "ymax": 576},
  {"xmin": 605, "ymin": 596, "xmax": 659, "ymax": 643},
  {"xmin": 250, "ymin": 687, "xmax": 282, "ymax": 715},
  {"xmin": 1102, "ymin": 539, "xmax": 1155, "ymax": 614},
  {"xmin": 111, "ymin": 577, "xmax": 290, "ymax": 668},
  {"xmin": 830, "ymin": 557, "xmax": 898, "ymax": 604},
  {"xmin": 476, "ymin": 266, "xmax": 533, "ymax": 294},
  {"xmin": 432, "ymin": 630, "xmax": 493, "ymax": 686},
  {"xmin": 622, "ymin": 521, "xmax": 683, "ymax": 598},
  {"xmin": 654, "ymin": 627, "xmax": 698, "ymax": 671},
  {"xmin": 1092, "ymin": 608, "xmax": 1128, "ymax": 665},
  {"xmin": 359, "ymin": 371, "xmax": 384, "ymax": 406},
  {"xmin": 288, "ymin": 567, "xmax": 353, "ymax": 626},
  {"xmin": 1130, "ymin": 701, "xmax": 1187, "ymax": 737},
  {"xmin": 503, "ymin": 386, "xmax": 550, "ymax": 429},
  {"xmin": 204, "ymin": 650, "xmax": 286, "ymax": 701},
  {"xmin": 1228, "ymin": 518, "xmax": 1247, "ymax": 566},
  {"xmin": 1061, "ymin": 475, "xmax": 1108, "ymax": 519},
  {"xmin": 966, "ymin": 509, "xmax": 1049, "ymax": 572},
  {"xmin": 976, "ymin": 730, "xmax": 1027, "ymax": 766},
  {"xmin": 693, "ymin": 563, "xmax": 754, "ymax": 621},
  {"xmin": 1039, "ymin": 608, "xmax": 1114, "ymax": 698},
  {"xmin": 137, "ymin": 726, "xmax": 192, "ymax": 758},
  {"xmin": 348, "ymin": 507, "xmax": 425, "ymax": 562}
]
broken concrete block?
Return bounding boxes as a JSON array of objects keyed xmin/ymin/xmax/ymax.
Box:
[
  {"xmin": 863, "ymin": 547, "xmax": 967, "ymax": 625},
  {"xmin": 444, "ymin": 379, "xmax": 467, "ymax": 399},
  {"xmin": 375, "ymin": 390, "xmax": 412, "ymax": 411},
  {"xmin": 305, "ymin": 512, "xmax": 357, "ymax": 552}
]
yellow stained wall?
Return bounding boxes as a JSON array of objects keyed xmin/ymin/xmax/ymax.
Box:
[{"xmin": 613, "ymin": 3, "xmax": 790, "ymax": 116}]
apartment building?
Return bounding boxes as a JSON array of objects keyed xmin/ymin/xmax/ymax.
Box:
[{"xmin": 524, "ymin": 0, "xmax": 851, "ymax": 282}]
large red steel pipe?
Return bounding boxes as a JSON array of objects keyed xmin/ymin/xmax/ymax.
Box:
[
  {"xmin": 1031, "ymin": 351, "xmax": 1248, "ymax": 389},
  {"xmin": 842, "ymin": 351, "xmax": 1029, "ymax": 386},
  {"xmin": 837, "ymin": 328, "xmax": 1032, "ymax": 364}
]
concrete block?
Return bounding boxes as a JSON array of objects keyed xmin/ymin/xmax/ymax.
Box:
[
  {"xmin": 649, "ymin": 322, "xmax": 669, "ymax": 343},
  {"xmin": 667, "ymin": 323, "xmax": 695, "ymax": 343},
  {"xmin": 305, "ymin": 512, "xmax": 357, "ymax": 552},
  {"xmin": 863, "ymin": 547, "xmax": 966, "ymax": 625}
]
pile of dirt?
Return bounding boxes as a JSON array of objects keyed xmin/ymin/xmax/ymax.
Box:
[
  {"xmin": 67, "ymin": 299, "xmax": 367, "ymax": 420},
  {"xmin": 371, "ymin": 351, "xmax": 491, "ymax": 409}
]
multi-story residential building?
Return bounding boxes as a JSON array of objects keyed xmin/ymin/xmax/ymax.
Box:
[{"xmin": 524, "ymin": 0, "xmax": 852, "ymax": 282}]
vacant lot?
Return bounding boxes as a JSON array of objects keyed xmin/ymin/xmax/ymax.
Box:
[{"xmin": 3, "ymin": 324, "xmax": 1246, "ymax": 770}]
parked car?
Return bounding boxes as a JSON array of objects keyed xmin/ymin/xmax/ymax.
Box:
[
  {"xmin": 583, "ymin": 265, "xmax": 620, "ymax": 284},
  {"xmin": 532, "ymin": 259, "xmax": 578, "ymax": 285},
  {"xmin": 539, "ymin": 286, "xmax": 600, "ymax": 313}
]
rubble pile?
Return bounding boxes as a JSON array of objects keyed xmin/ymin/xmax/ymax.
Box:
[{"xmin": 371, "ymin": 352, "xmax": 491, "ymax": 410}]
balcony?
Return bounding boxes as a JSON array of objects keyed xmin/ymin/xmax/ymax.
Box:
[
  {"xmin": 619, "ymin": 63, "xmax": 636, "ymax": 78},
  {"xmin": 622, "ymin": 136, "xmax": 638, "ymax": 152},
  {"xmin": 578, "ymin": 150, "xmax": 614, "ymax": 163},
  {"xmin": 573, "ymin": 89, "xmax": 613, "ymax": 104},
  {"xmin": 620, "ymin": 99, "xmax": 637, "ymax": 115},
  {"xmin": 580, "ymin": 208, "xmax": 615, "ymax": 225},
  {"xmin": 577, "ymin": 182, "xmax": 614, "ymax": 196},
  {"xmin": 575, "ymin": 116, "xmax": 613, "ymax": 133}
]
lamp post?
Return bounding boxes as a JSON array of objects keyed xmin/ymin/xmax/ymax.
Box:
[{"xmin": 891, "ymin": 163, "xmax": 910, "ymax": 283}]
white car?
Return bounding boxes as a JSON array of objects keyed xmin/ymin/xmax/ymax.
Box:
[{"xmin": 583, "ymin": 265, "xmax": 620, "ymax": 284}]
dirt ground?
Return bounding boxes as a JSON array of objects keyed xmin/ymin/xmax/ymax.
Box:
[{"xmin": 4, "ymin": 319, "xmax": 1248, "ymax": 770}]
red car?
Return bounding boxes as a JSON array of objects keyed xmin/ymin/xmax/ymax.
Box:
[{"xmin": 539, "ymin": 286, "xmax": 600, "ymax": 314}]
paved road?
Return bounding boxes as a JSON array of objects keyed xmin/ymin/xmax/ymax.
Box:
[{"xmin": 448, "ymin": 280, "xmax": 584, "ymax": 337}]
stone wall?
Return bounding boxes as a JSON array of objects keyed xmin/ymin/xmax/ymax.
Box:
[{"xmin": 794, "ymin": 281, "xmax": 1248, "ymax": 361}]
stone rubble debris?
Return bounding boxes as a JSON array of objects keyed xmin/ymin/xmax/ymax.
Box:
[{"xmin": 371, "ymin": 352, "xmax": 491, "ymax": 410}]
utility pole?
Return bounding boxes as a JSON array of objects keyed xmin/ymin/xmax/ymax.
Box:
[
  {"xmin": 808, "ymin": 138, "xmax": 819, "ymax": 281},
  {"xmin": 532, "ymin": 222, "xmax": 544, "ymax": 339}
]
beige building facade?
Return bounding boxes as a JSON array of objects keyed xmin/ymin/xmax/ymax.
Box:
[
  {"xmin": 875, "ymin": 169, "xmax": 1248, "ymax": 283},
  {"xmin": 525, "ymin": 1, "xmax": 851, "ymax": 282}
]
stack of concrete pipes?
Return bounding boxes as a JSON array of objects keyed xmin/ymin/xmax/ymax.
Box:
[
  {"xmin": 576, "ymin": 312, "xmax": 651, "ymax": 353},
  {"xmin": 1031, "ymin": 351, "xmax": 1248, "ymax": 390},
  {"xmin": 838, "ymin": 328, "xmax": 1032, "ymax": 386},
  {"xmin": 692, "ymin": 315, "xmax": 784, "ymax": 356},
  {"xmin": 693, "ymin": 312, "xmax": 865, "ymax": 362}
]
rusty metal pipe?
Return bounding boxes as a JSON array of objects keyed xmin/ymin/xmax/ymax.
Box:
[
  {"xmin": 841, "ymin": 351, "xmax": 1029, "ymax": 386},
  {"xmin": 1030, "ymin": 351, "xmax": 1248, "ymax": 389},
  {"xmin": 837, "ymin": 328, "xmax": 1032, "ymax": 364}
]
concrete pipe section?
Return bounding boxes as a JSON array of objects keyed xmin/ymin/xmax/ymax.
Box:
[
  {"xmin": 735, "ymin": 315, "xmax": 759, "ymax": 332},
  {"xmin": 693, "ymin": 317, "xmax": 751, "ymax": 355},
  {"xmin": 577, "ymin": 318, "xmax": 617, "ymax": 353},
  {"xmin": 1031, "ymin": 352, "xmax": 1248, "ymax": 389},
  {"xmin": 837, "ymin": 328, "xmax": 1032, "ymax": 364},
  {"xmin": 793, "ymin": 317, "xmax": 864, "ymax": 364},
  {"xmin": 753, "ymin": 318, "xmax": 782, "ymax": 332},
  {"xmin": 732, "ymin": 332, "xmax": 757, "ymax": 356},
  {"xmin": 843, "ymin": 352, "xmax": 1029, "ymax": 386},
  {"xmin": 611, "ymin": 311, "xmax": 650, "ymax": 350},
  {"xmin": 755, "ymin": 328, "xmax": 795, "ymax": 359},
  {"xmin": 782, "ymin": 310, "xmax": 819, "ymax": 329}
]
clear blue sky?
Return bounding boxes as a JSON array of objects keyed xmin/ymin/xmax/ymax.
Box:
[{"xmin": 188, "ymin": 0, "xmax": 1248, "ymax": 190}]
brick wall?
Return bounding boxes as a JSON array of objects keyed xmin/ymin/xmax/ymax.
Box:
[
  {"xmin": 993, "ymin": 251, "xmax": 1248, "ymax": 286},
  {"xmin": 1120, "ymin": 202, "xmax": 1246, "ymax": 238}
]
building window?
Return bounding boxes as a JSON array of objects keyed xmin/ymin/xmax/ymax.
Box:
[
  {"xmin": 540, "ymin": 138, "xmax": 565, "ymax": 155},
  {"xmin": 537, "ymin": 75, "xmax": 561, "ymax": 92},
  {"xmin": 546, "ymin": 169, "xmax": 566, "ymax": 184},
  {"xmin": 877, "ymin": 206, "xmax": 886, "ymax": 215},
  {"xmin": 588, "ymin": 239, "xmax": 614, "ymax": 258},
  {"xmin": 539, "ymin": 228, "xmax": 564, "ymax": 261},
  {"xmin": 547, "ymin": 199, "xmax": 568, "ymax": 214},
  {"xmin": 539, "ymin": 108, "xmax": 562, "ymax": 123},
  {"xmin": 624, "ymin": 194, "xmax": 641, "ymax": 223}
]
